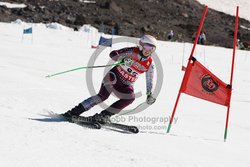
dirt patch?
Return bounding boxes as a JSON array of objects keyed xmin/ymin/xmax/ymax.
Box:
[{"xmin": 0, "ymin": 0, "xmax": 249, "ymax": 48}]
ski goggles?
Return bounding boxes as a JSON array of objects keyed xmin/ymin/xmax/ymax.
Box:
[{"xmin": 142, "ymin": 43, "xmax": 156, "ymax": 53}]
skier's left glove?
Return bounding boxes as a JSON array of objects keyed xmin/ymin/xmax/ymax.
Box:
[
  {"xmin": 123, "ymin": 58, "xmax": 134, "ymax": 66},
  {"xmin": 146, "ymin": 92, "xmax": 156, "ymax": 105},
  {"xmin": 118, "ymin": 56, "xmax": 134, "ymax": 66}
]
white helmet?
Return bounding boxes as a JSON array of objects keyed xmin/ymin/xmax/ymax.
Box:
[{"xmin": 139, "ymin": 35, "xmax": 157, "ymax": 50}]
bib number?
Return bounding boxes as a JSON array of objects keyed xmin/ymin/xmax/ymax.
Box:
[{"xmin": 127, "ymin": 68, "xmax": 138, "ymax": 77}]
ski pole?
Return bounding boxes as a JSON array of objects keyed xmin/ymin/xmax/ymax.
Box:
[{"xmin": 46, "ymin": 62, "xmax": 123, "ymax": 78}]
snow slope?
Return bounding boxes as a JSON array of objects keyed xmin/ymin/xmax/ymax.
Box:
[
  {"xmin": 196, "ymin": 0, "xmax": 250, "ymax": 21},
  {"xmin": 0, "ymin": 1, "xmax": 26, "ymax": 8},
  {"xmin": 1, "ymin": 7, "xmax": 250, "ymax": 167}
]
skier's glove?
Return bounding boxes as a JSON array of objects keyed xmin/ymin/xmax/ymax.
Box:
[
  {"xmin": 146, "ymin": 92, "xmax": 156, "ymax": 105},
  {"xmin": 118, "ymin": 56, "xmax": 134, "ymax": 66}
]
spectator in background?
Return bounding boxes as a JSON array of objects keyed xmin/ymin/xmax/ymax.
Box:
[
  {"xmin": 198, "ymin": 31, "xmax": 206, "ymax": 45},
  {"xmin": 167, "ymin": 30, "xmax": 174, "ymax": 41},
  {"xmin": 177, "ymin": 33, "xmax": 183, "ymax": 42},
  {"xmin": 237, "ymin": 39, "xmax": 245, "ymax": 50},
  {"xmin": 112, "ymin": 23, "xmax": 119, "ymax": 35}
]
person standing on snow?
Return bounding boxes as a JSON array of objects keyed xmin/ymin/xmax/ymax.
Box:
[
  {"xmin": 62, "ymin": 35, "xmax": 157, "ymax": 123},
  {"xmin": 167, "ymin": 30, "xmax": 174, "ymax": 40}
]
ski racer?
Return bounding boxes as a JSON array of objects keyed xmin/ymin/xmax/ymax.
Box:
[{"xmin": 62, "ymin": 35, "xmax": 157, "ymax": 123}]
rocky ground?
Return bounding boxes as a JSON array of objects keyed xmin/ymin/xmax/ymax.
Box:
[{"xmin": 0, "ymin": 0, "xmax": 250, "ymax": 48}]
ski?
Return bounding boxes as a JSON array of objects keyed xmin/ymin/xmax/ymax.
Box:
[
  {"xmin": 63, "ymin": 115, "xmax": 101, "ymax": 129},
  {"xmin": 62, "ymin": 114, "xmax": 139, "ymax": 133},
  {"xmin": 76, "ymin": 116, "xmax": 139, "ymax": 134},
  {"xmin": 102, "ymin": 122, "xmax": 139, "ymax": 134}
]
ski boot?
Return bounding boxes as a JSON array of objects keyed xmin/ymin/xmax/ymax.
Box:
[
  {"xmin": 90, "ymin": 110, "xmax": 113, "ymax": 124},
  {"xmin": 62, "ymin": 103, "xmax": 86, "ymax": 121}
]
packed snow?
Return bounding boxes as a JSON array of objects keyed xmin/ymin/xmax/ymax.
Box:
[
  {"xmin": 196, "ymin": 0, "xmax": 250, "ymax": 22},
  {"xmin": 1, "ymin": 3, "xmax": 250, "ymax": 167},
  {"xmin": 0, "ymin": 1, "xmax": 26, "ymax": 8}
]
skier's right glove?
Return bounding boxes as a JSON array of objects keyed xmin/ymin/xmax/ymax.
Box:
[{"xmin": 146, "ymin": 92, "xmax": 156, "ymax": 105}]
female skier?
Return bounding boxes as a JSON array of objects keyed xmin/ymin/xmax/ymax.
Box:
[{"xmin": 62, "ymin": 35, "xmax": 157, "ymax": 123}]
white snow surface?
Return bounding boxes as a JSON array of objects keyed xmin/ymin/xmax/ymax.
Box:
[
  {"xmin": 196, "ymin": 0, "xmax": 250, "ymax": 22},
  {"xmin": 1, "ymin": 4, "xmax": 250, "ymax": 166},
  {"xmin": 0, "ymin": 1, "xmax": 26, "ymax": 8}
]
